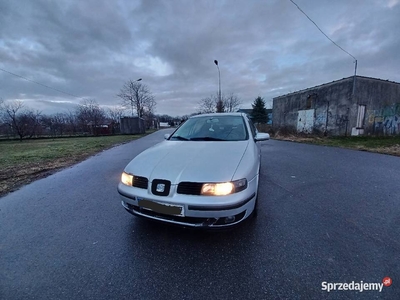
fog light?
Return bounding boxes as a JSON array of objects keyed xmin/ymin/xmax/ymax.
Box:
[{"xmin": 224, "ymin": 216, "xmax": 235, "ymax": 224}]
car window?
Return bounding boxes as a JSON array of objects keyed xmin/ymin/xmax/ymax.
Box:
[
  {"xmin": 170, "ymin": 115, "xmax": 249, "ymax": 141},
  {"xmin": 248, "ymin": 118, "xmax": 257, "ymax": 138}
]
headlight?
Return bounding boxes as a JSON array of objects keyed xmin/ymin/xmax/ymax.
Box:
[
  {"xmin": 121, "ymin": 172, "xmax": 133, "ymax": 186},
  {"xmin": 201, "ymin": 178, "xmax": 247, "ymax": 196}
]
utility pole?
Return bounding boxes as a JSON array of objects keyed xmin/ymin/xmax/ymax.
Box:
[{"xmin": 352, "ymin": 59, "xmax": 357, "ymax": 99}]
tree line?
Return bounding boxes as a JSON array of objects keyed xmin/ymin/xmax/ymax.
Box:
[
  {"xmin": 0, "ymin": 98, "xmax": 126, "ymax": 140},
  {"xmin": 197, "ymin": 93, "xmax": 269, "ymax": 124},
  {"xmin": 0, "ymin": 79, "xmax": 159, "ymax": 140},
  {"xmin": 0, "ymin": 79, "xmax": 269, "ymax": 140},
  {"xmin": 197, "ymin": 93, "xmax": 242, "ymax": 114}
]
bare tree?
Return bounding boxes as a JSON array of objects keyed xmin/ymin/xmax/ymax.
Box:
[
  {"xmin": 0, "ymin": 100, "xmax": 24, "ymax": 126},
  {"xmin": 0, "ymin": 99, "xmax": 9, "ymax": 137},
  {"xmin": 224, "ymin": 93, "xmax": 242, "ymax": 112},
  {"xmin": 0, "ymin": 98, "xmax": 5, "ymax": 134},
  {"xmin": 117, "ymin": 80, "xmax": 155, "ymax": 118},
  {"xmin": 142, "ymin": 96, "xmax": 157, "ymax": 117},
  {"xmin": 75, "ymin": 99, "xmax": 106, "ymax": 135},
  {"xmin": 198, "ymin": 94, "xmax": 217, "ymax": 114},
  {"xmin": 41, "ymin": 112, "xmax": 69, "ymax": 136},
  {"xmin": 52, "ymin": 113, "xmax": 68, "ymax": 136},
  {"xmin": 0, "ymin": 100, "xmax": 42, "ymax": 140},
  {"xmin": 141, "ymin": 96, "xmax": 158, "ymax": 129},
  {"xmin": 198, "ymin": 92, "xmax": 241, "ymax": 113},
  {"xmin": 107, "ymin": 106, "xmax": 125, "ymax": 123},
  {"xmin": 106, "ymin": 106, "xmax": 126, "ymax": 134},
  {"xmin": 25, "ymin": 110, "xmax": 42, "ymax": 138},
  {"xmin": 65, "ymin": 110, "xmax": 78, "ymax": 136}
]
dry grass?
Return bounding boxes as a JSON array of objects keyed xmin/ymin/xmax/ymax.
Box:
[
  {"xmin": 0, "ymin": 134, "xmax": 150, "ymax": 197},
  {"xmin": 354, "ymin": 144, "xmax": 400, "ymax": 156},
  {"xmin": 273, "ymin": 133, "xmax": 400, "ymax": 157},
  {"xmin": 0, "ymin": 159, "xmax": 76, "ymax": 197}
]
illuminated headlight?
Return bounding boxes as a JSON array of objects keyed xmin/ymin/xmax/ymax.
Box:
[
  {"xmin": 121, "ymin": 172, "xmax": 133, "ymax": 186},
  {"xmin": 201, "ymin": 178, "xmax": 247, "ymax": 196}
]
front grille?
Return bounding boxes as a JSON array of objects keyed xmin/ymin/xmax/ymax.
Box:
[
  {"xmin": 177, "ymin": 182, "xmax": 203, "ymax": 195},
  {"xmin": 132, "ymin": 176, "xmax": 148, "ymax": 189}
]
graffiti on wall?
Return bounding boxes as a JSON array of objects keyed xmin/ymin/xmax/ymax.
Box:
[
  {"xmin": 299, "ymin": 110, "xmax": 347, "ymax": 134},
  {"xmin": 335, "ymin": 115, "xmax": 349, "ymax": 127},
  {"xmin": 297, "ymin": 109, "xmax": 314, "ymax": 133},
  {"xmin": 315, "ymin": 114, "xmax": 327, "ymax": 125},
  {"xmin": 368, "ymin": 103, "xmax": 400, "ymax": 135}
]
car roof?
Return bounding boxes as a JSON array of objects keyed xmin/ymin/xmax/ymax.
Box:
[{"xmin": 190, "ymin": 112, "xmax": 247, "ymax": 119}]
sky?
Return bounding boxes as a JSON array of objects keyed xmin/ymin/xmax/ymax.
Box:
[{"xmin": 1, "ymin": 0, "xmax": 399, "ymax": 117}]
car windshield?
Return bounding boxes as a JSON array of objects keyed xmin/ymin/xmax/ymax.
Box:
[{"xmin": 170, "ymin": 115, "xmax": 248, "ymax": 141}]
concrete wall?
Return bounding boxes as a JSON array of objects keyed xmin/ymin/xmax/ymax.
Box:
[
  {"xmin": 120, "ymin": 117, "xmax": 145, "ymax": 134},
  {"xmin": 357, "ymin": 78, "xmax": 400, "ymax": 135},
  {"xmin": 272, "ymin": 76, "xmax": 400, "ymax": 136}
]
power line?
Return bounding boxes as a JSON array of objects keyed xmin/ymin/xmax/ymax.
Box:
[
  {"xmin": 289, "ymin": 0, "xmax": 358, "ymax": 98},
  {"xmin": 289, "ymin": 0, "xmax": 356, "ymax": 62},
  {"xmin": 0, "ymin": 67, "xmax": 82, "ymax": 98}
]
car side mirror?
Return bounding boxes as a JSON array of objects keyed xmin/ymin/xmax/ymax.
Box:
[
  {"xmin": 255, "ymin": 132, "xmax": 270, "ymax": 141},
  {"xmin": 164, "ymin": 134, "xmax": 171, "ymax": 140}
]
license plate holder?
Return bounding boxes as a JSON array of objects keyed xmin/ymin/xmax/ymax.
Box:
[{"xmin": 137, "ymin": 199, "xmax": 184, "ymax": 217}]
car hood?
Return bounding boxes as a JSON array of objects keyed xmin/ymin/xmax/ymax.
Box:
[{"xmin": 125, "ymin": 140, "xmax": 249, "ymax": 184}]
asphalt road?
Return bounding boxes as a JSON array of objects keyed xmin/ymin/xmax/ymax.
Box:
[{"xmin": 1, "ymin": 129, "xmax": 399, "ymax": 299}]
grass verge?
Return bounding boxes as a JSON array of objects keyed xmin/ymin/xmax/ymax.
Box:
[
  {"xmin": 0, "ymin": 134, "xmax": 151, "ymax": 197},
  {"xmin": 273, "ymin": 134, "xmax": 400, "ymax": 157}
]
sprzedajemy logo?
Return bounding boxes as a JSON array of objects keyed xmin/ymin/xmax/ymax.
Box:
[{"xmin": 321, "ymin": 277, "xmax": 392, "ymax": 293}]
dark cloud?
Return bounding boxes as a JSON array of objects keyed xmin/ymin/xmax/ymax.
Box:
[{"xmin": 1, "ymin": 0, "xmax": 399, "ymax": 116}]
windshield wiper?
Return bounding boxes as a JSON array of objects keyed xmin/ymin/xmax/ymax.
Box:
[
  {"xmin": 190, "ymin": 137, "xmax": 225, "ymax": 141},
  {"xmin": 171, "ymin": 135, "xmax": 190, "ymax": 141}
]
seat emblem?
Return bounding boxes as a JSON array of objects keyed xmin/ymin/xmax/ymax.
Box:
[{"xmin": 156, "ymin": 183, "xmax": 165, "ymax": 193}]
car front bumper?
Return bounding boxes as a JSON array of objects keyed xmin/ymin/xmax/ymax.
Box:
[{"xmin": 117, "ymin": 177, "xmax": 258, "ymax": 228}]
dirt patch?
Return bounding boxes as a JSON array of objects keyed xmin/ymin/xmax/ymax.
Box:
[
  {"xmin": 0, "ymin": 156, "xmax": 89, "ymax": 197},
  {"xmin": 0, "ymin": 135, "xmax": 146, "ymax": 198}
]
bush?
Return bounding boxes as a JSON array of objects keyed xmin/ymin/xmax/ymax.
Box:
[
  {"xmin": 255, "ymin": 123, "xmax": 272, "ymax": 133},
  {"xmin": 274, "ymin": 126, "xmax": 297, "ymax": 137}
]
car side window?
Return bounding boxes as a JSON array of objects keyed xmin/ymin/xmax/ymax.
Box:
[{"xmin": 248, "ymin": 118, "xmax": 257, "ymax": 138}]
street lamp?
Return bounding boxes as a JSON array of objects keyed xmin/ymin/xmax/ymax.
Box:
[
  {"xmin": 214, "ymin": 60, "xmax": 222, "ymax": 111},
  {"xmin": 136, "ymin": 78, "xmax": 143, "ymax": 133},
  {"xmin": 129, "ymin": 78, "xmax": 143, "ymax": 117},
  {"xmin": 136, "ymin": 78, "xmax": 142, "ymax": 117}
]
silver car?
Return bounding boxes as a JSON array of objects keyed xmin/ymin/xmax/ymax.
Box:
[{"xmin": 117, "ymin": 112, "xmax": 269, "ymax": 228}]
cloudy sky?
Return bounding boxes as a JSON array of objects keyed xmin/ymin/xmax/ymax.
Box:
[{"xmin": 1, "ymin": 0, "xmax": 399, "ymax": 117}]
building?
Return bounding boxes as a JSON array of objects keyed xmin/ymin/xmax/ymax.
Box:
[
  {"xmin": 120, "ymin": 117, "xmax": 145, "ymax": 134},
  {"xmin": 272, "ymin": 76, "xmax": 400, "ymax": 136}
]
